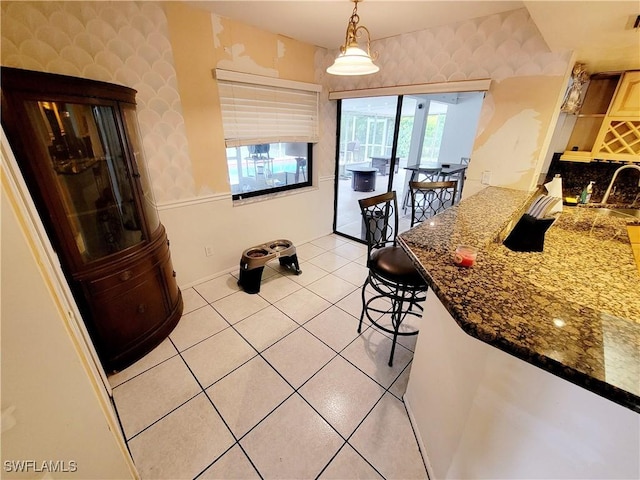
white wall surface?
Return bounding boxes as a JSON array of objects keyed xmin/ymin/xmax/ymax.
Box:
[
  {"xmin": 159, "ymin": 177, "xmax": 335, "ymax": 286},
  {"xmin": 1, "ymin": 186, "xmax": 136, "ymax": 479},
  {"xmin": 405, "ymin": 291, "xmax": 640, "ymax": 480},
  {"xmin": 437, "ymin": 93, "xmax": 485, "ymax": 164}
]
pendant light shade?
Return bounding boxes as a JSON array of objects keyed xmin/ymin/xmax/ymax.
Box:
[
  {"xmin": 327, "ymin": 0, "xmax": 379, "ymax": 76},
  {"xmin": 327, "ymin": 46, "xmax": 379, "ymax": 76}
]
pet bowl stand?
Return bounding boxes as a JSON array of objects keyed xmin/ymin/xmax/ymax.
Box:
[{"xmin": 238, "ymin": 239, "xmax": 301, "ymax": 294}]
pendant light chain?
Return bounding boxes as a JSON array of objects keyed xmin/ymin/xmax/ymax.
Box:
[{"xmin": 327, "ymin": 0, "xmax": 379, "ymax": 76}]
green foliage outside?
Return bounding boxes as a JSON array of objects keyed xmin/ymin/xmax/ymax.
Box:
[{"xmin": 341, "ymin": 112, "xmax": 446, "ymax": 163}]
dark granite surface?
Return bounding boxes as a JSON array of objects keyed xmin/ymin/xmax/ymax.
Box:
[
  {"xmin": 546, "ymin": 155, "xmax": 640, "ymax": 204},
  {"xmin": 399, "ymin": 187, "xmax": 640, "ymax": 412}
]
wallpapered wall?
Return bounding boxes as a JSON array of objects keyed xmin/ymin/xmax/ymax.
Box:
[
  {"xmin": 2, "ymin": 3, "xmax": 570, "ymax": 203},
  {"xmin": 320, "ymin": 8, "xmax": 568, "ymax": 90},
  {"xmin": 316, "ymin": 8, "xmax": 571, "ymax": 194},
  {"xmin": 163, "ymin": 1, "xmax": 319, "ymax": 196},
  {"xmin": 1, "ymin": 1, "xmax": 194, "ymax": 204}
]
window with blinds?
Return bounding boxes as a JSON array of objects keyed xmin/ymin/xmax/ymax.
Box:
[{"xmin": 215, "ymin": 69, "xmax": 320, "ymax": 200}]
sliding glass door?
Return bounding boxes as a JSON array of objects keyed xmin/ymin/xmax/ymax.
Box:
[
  {"xmin": 335, "ymin": 96, "xmax": 399, "ymax": 240},
  {"xmin": 333, "ymin": 92, "xmax": 484, "ymax": 241}
]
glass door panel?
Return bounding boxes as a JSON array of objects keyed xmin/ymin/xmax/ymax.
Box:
[
  {"xmin": 335, "ymin": 96, "xmax": 425, "ymax": 240},
  {"xmin": 392, "ymin": 96, "xmax": 455, "ymax": 215},
  {"xmin": 420, "ymin": 101, "xmax": 448, "ymax": 162},
  {"xmin": 365, "ymin": 117, "xmax": 388, "ymax": 158},
  {"xmin": 334, "ymin": 91, "xmax": 484, "ymax": 241},
  {"xmin": 25, "ymin": 100, "xmax": 144, "ymax": 263},
  {"xmin": 335, "ymin": 96, "xmax": 402, "ymax": 240}
]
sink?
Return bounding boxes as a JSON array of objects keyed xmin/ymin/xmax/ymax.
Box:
[{"xmin": 587, "ymin": 206, "xmax": 640, "ymax": 271}]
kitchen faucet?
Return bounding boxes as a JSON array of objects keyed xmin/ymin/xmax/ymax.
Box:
[{"xmin": 601, "ymin": 164, "xmax": 640, "ymax": 204}]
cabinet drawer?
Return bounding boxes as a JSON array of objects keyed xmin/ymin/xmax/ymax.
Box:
[
  {"xmin": 84, "ymin": 241, "xmax": 170, "ymax": 294},
  {"xmin": 84, "ymin": 258, "xmax": 156, "ymax": 294},
  {"xmin": 90, "ymin": 273, "xmax": 168, "ymax": 354}
]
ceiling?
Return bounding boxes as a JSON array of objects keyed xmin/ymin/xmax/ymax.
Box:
[{"xmin": 190, "ymin": 0, "xmax": 640, "ymax": 73}]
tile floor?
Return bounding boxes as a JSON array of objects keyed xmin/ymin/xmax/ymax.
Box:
[{"xmin": 109, "ymin": 234, "xmax": 427, "ymax": 479}]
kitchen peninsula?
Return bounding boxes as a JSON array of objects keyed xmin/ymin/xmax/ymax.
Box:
[{"xmin": 399, "ymin": 187, "xmax": 639, "ymax": 479}]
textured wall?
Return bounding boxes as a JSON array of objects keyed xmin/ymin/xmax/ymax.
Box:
[
  {"xmin": 316, "ymin": 8, "xmax": 571, "ymax": 193},
  {"xmin": 164, "ymin": 3, "xmax": 319, "ymax": 195},
  {"xmin": 2, "ymin": 4, "xmax": 571, "ymax": 201},
  {"xmin": 318, "ymin": 8, "xmax": 568, "ymax": 90},
  {"xmin": 1, "ymin": 1, "xmax": 194, "ymax": 203}
]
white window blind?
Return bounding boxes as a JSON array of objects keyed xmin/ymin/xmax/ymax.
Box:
[{"xmin": 215, "ymin": 69, "xmax": 321, "ymax": 148}]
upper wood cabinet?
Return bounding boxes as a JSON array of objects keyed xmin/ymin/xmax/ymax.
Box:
[
  {"xmin": 561, "ymin": 73, "xmax": 619, "ymax": 161},
  {"xmin": 608, "ymin": 71, "xmax": 640, "ymax": 117},
  {"xmin": 593, "ymin": 71, "xmax": 640, "ymax": 161},
  {"xmin": 561, "ymin": 70, "xmax": 640, "ymax": 163}
]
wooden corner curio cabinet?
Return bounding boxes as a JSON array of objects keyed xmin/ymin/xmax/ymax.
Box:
[{"xmin": 1, "ymin": 67, "xmax": 183, "ymax": 372}]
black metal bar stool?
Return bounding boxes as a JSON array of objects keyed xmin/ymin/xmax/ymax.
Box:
[
  {"xmin": 408, "ymin": 180, "xmax": 458, "ymax": 227},
  {"xmin": 358, "ymin": 191, "xmax": 427, "ymax": 366}
]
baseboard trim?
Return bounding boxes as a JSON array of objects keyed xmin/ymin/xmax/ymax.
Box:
[
  {"xmin": 404, "ymin": 393, "xmax": 436, "ymax": 480},
  {"xmin": 177, "ymin": 264, "xmax": 239, "ymax": 289}
]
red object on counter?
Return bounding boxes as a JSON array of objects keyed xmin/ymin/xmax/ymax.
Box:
[{"xmin": 453, "ymin": 246, "xmax": 477, "ymax": 267}]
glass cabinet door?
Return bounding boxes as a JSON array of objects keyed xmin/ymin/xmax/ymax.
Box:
[
  {"xmin": 121, "ymin": 105, "xmax": 160, "ymax": 233},
  {"xmin": 25, "ymin": 100, "xmax": 144, "ymax": 263}
]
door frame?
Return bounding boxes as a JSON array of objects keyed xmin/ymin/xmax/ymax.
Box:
[
  {"xmin": 332, "ymin": 96, "xmax": 404, "ymax": 243},
  {"xmin": 330, "ymin": 79, "xmax": 492, "ymax": 241},
  {"xmin": 1, "ymin": 128, "xmax": 113, "ymax": 396}
]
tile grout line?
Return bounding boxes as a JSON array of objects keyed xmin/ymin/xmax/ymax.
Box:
[
  {"xmin": 109, "ymin": 349, "xmax": 181, "ymax": 389},
  {"xmin": 168, "ymin": 336, "xmax": 264, "ymax": 479},
  {"xmin": 121, "ymin": 299, "xmax": 408, "ymax": 453},
  {"xmin": 124, "ymin": 388, "xmax": 203, "ymax": 443},
  {"xmin": 115, "ymin": 236, "xmax": 423, "ymax": 479}
]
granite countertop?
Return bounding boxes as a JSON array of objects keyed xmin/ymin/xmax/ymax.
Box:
[{"xmin": 398, "ymin": 187, "xmax": 640, "ymax": 412}]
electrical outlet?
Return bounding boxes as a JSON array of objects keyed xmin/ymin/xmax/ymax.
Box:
[
  {"xmin": 481, "ymin": 171, "xmax": 491, "ymax": 185},
  {"xmin": 205, "ymin": 245, "xmax": 214, "ymax": 257}
]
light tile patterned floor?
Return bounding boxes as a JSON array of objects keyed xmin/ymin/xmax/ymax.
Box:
[{"xmin": 109, "ymin": 234, "xmax": 428, "ymax": 480}]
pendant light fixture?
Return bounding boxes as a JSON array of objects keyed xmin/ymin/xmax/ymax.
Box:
[{"xmin": 326, "ymin": 0, "xmax": 379, "ymax": 76}]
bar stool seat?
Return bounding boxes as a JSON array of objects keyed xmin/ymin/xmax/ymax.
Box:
[{"xmin": 370, "ymin": 246, "xmax": 425, "ymax": 285}]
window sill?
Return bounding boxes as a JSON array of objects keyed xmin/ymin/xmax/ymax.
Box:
[{"xmin": 232, "ymin": 184, "xmax": 318, "ymax": 207}]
